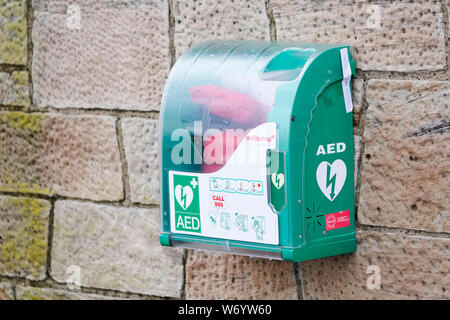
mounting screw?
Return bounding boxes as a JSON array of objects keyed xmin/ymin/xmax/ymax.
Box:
[
  {"xmin": 299, "ymin": 235, "xmax": 302, "ymax": 239},
  {"xmin": 298, "ymin": 199, "xmax": 302, "ymax": 204},
  {"xmin": 323, "ymin": 231, "xmax": 326, "ymax": 235}
]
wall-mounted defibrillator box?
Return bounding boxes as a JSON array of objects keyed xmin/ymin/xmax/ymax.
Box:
[{"xmin": 159, "ymin": 40, "xmax": 356, "ymax": 262}]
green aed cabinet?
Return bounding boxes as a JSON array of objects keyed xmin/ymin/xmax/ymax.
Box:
[{"xmin": 159, "ymin": 40, "xmax": 357, "ymax": 262}]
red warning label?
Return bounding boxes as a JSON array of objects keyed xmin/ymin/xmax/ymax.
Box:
[{"xmin": 326, "ymin": 210, "xmax": 350, "ymax": 231}]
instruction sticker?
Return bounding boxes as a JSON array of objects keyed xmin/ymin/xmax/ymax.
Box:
[{"xmin": 168, "ymin": 123, "xmax": 279, "ymax": 245}]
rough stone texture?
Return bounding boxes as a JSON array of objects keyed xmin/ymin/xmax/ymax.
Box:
[
  {"xmin": 352, "ymin": 79, "xmax": 365, "ymax": 127},
  {"xmin": 16, "ymin": 286, "xmax": 122, "ymax": 300},
  {"xmin": 360, "ymin": 80, "xmax": 449, "ymax": 233},
  {"xmin": 174, "ymin": 0, "xmax": 270, "ymax": 56},
  {"xmin": 300, "ymin": 230, "xmax": 450, "ymax": 299},
  {"xmin": 0, "ymin": 71, "xmax": 30, "ymax": 106},
  {"xmin": 0, "ymin": 282, "xmax": 14, "ymax": 300},
  {"xmin": 185, "ymin": 251, "xmax": 298, "ymax": 299},
  {"xmin": 0, "ymin": 0, "xmax": 27, "ymax": 65},
  {"xmin": 121, "ymin": 118, "xmax": 159, "ymax": 205},
  {"xmin": 0, "ymin": 112, "xmax": 123, "ymax": 201},
  {"xmin": 51, "ymin": 201, "xmax": 184, "ymax": 298},
  {"xmin": 0, "ymin": 196, "xmax": 50, "ymax": 280},
  {"xmin": 32, "ymin": 0, "xmax": 169, "ymax": 110},
  {"xmin": 271, "ymin": 0, "xmax": 447, "ymax": 71}
]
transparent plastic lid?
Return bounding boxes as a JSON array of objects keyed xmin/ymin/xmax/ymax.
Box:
[{"xmin": 162, "ymin": 41, "xmax": 315, "ymax": 172}]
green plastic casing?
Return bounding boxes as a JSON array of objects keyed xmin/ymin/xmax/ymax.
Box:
[{"xmin": 159, "ymin": 40, "xmax": 356, "ymax": 262}]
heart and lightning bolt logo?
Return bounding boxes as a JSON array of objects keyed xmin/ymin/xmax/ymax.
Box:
[
  {"xmin": 271, "ymin": 173, "xmax": 285, "ymax": 190},
  {"xmin": 174, "ymin": 185, "xmax": 194, "ymax": 210},
  {"xmin": 316, "ymin": 160, "xmax": 347, "ymax": 201}
]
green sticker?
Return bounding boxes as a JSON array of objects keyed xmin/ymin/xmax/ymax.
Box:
[
  {"xmin": 173, "ymin": 174, "xmax": 201, "ymax": 233},
  {"xmin": 267, "ymin": 150, "xmax": 286, "ymax": 213}
]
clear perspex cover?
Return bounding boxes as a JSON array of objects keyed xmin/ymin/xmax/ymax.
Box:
[{"xmin": 160, "ymin": 41, "xmax": 314, "ymax": 247}]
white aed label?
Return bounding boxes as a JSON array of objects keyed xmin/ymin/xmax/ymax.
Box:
[{"xmin": 169, "ymin": 123, "xmax": 279, "ymax": 245}]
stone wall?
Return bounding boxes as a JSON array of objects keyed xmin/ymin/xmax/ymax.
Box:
[{"xmin": 0, "ymin": 0, "xmax": 448, "ymax": 300}]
